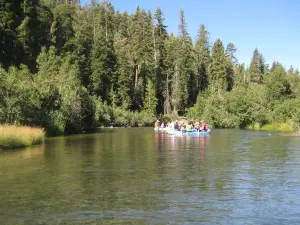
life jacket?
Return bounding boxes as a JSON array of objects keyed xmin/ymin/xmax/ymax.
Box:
[
  {"xmin": 186, "ymin": 124, "xmax": 192, "ymax": 132},
  {"xmin": 155, "ymin": 122, "xmax": 159, "ymax": 128},
  {"xmin": 201, "ymin": 123, "xmax": 207, "ymax": 131}
]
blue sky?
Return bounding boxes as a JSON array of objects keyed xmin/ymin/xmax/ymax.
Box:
[{"xmin": 81, "ymin": 0, "xmax": 300, "ymax": 70}]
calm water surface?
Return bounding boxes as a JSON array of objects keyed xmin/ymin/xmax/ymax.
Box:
[{"xmin": 1, "ymin": 128, "xmax": 300, "ymax": 224}]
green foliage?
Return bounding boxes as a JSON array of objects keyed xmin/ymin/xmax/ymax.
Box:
[
  {"xmin": 292, "ymin": 108, "xmax": 300, "ymax": 131},
  {"xmin": 249, "ymin": 48, "xmax": 267, "ymax": 84},
  {"xmin": 154, "ymin": 7, "xmax": 168, "ymax": 113},
  {"xmin": 1, "ymin": 2, "xmax": 300, "ymax": 134},
  {"xmin": 94, "ymin": 97, "xmax": 114, "ymax": 126},
  {"xmin": 209, "ymin": 39, "xmax": 227, "ymax": 95},
  {"xmin": 195, "ymin": 24, "xmax": 210, "ymax": 93},
  {"xmin": 187, "ymin": 84, "xmax": 269, "ymax": 129},
  {"xmin": 0, "ymin": 65, "xmax": 34, "ymax": 124},
  {"xmin": 265, "ymin": 66, "xmax": 292, "ymax": 103},
  {"xmin": 91, "ymin": 2, "xmax": 118, "ymax": 102},
  {"xmin": 144, "ymin": 79, "xmax": 158, "ymax": 116},
  {"xmin": 51, "ymin": 3, "xmax": 76, "ymax": 54}
]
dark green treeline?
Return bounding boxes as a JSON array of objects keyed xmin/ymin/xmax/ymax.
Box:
[{"xmin": 1, "ymin": 0, "xmax": 300, "ymax": 135}]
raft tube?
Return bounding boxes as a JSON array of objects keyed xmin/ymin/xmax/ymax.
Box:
[{"xmin": 167, "ymin": 129, "xmax": 211, "ymax": 136}]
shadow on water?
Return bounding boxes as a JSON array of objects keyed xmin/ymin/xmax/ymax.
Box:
[{"xmin": 1, "ymin": 128, "xmax": 300, "ymax": 224}]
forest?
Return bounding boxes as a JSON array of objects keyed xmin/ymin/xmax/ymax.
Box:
[{"xmin": 1, "ymin": 0, "xmax": 300, "ymax": 135}]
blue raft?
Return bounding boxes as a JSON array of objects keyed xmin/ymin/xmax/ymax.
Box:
[{"xmin": 166, "ymin": 129, "xmax": 211, "ymax": 136}]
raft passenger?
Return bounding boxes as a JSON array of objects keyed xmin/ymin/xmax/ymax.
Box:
[
  {"xmin": 155, "ymin": 120, "xmax": 160, "ymax": 128},
  {"xmin": 186, "ymin": 121, "xmax": 193, "ymax": 132},
  {"xmin": 200, "ymin": 120, "xmax": 207, "ymax": 131}
]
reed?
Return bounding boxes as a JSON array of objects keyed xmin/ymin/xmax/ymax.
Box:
[{"xmin": 0, "ymin": 125, "xmax": 45, "ymax": 149}]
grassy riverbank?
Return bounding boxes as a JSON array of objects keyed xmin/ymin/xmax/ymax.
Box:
[
  {"xmin": 247, "ymin": 121, "xmax": 294, "ymax": 132},
  {"xmin": 0, "ymin": 125, "xmax": 45, "ymax": 149}
]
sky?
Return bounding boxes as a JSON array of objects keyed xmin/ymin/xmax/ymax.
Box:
[{"xmin": 81, "ymin": 0, "xmax": 300, "ymax": 70}]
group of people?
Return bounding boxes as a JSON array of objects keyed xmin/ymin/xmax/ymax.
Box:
[{"xmin": 155, "ymin": 119, "xmax": 208, "ymax": 132}]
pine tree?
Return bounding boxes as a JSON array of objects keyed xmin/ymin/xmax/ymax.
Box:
[
  {"xmin": 209, "ymin": 39, "xmax": 227, "ymax": 96},
  {"xmin": 144, "ymin": 79, "xmax": 157, "ymax": 116},
  {"xmin": 128, "ymin": 7, "xmax": 144, "ymax": 90},
  {"xmin": 258, "ymin": 53, "xmax": 268, "ymax": 74},
  {"xmin": 195, "ymin": 24, "xmax": 210, "ymax": 93},
  {"xmin": 51, "ymin": 3, "xmax": 76, "ymax": 55},
  {"xmin": 72, "ymin": 5, "xmax": 93, "ymax": 88},
  {"xmin": 225, "ymin": 43, "xmax": 237, "ymax": 65},
  {"xmin": 234, "ymin": 63, "xmax": 247, "ymax": 87},
  {"xmin": 115, "ymin": 11, "xmax": 133, "ymax": 109},
  {"xmin": 226, "ymin": 61, "xmax": 234, "ymax": 91},
  {"xmin": 270, "ymin": 61, "xmax": 280, "ymax": 72},
  {"xmin": 154, "ymin": 7, "xmax": 168, "ymax": 114},
  {"xmin": 224, "ymin": 43, "xmax": 237, "ymax": 91},
  {"xmin": 27, "ymin": 1, "xmax": 52, "ymax": 71},
  {"xmin": 165, "ymin": 34, "xmax": 179, "ymax": 114},
  {"xmin": 249, "ymin": 48, "xmax": 266, "ymax": 84},
  {"xmin": 288, "ymin": 65, "xmax": 294, "ymax": 74},
  {"xmin": 175, "ymin": 8, "xmax": 196, "ymax": 111},
  {"xmin": 91, "ymin": 2, "xmax": 118, "ymax": 103}
]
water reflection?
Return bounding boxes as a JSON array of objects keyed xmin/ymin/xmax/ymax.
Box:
[{"xmin": 1, "ymin": 128, "xmax": 300, "ymax": 224}]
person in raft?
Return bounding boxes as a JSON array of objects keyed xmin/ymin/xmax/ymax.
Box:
[
  {"xmin": 200, "ymin": 120, "xmax": 207, "ymax": 131},
  {"xmin": 186, "ymin": 121, "xmax": 193, "ymax": 132},
  {"xmin": 194, "ymin": 121, "xmax": 200, "ymax": 131},
  {"xmin": 174, "ymin": 120, "xmax": 180, "ymax": 130},
  {"xmin": 155, "ymin": 120, "xmax": 160, "ymax": 128}
]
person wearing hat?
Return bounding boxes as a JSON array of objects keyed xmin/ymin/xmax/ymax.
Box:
[{"xmin": 200, "ymin": 120, "xmax": 207, "ymax": 131}]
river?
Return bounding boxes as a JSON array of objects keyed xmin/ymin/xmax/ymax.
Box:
[{"xmin": 1, "ymin": 128, "xmax": 300, "ymax": 224}]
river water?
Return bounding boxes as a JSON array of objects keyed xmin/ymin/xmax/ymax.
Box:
[{"xmin": 1, "ymin": 128, "xmax": 300, "ymax": 224}]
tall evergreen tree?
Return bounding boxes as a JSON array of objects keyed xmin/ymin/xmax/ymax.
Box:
[
  {"xmin": 234, "ymin": 63, "xmax": 247, "ymax": 87},
  {"xmin": 144, "ymin": 79, "xmax": 157, "ymax": 116},
  {"xmin": 249, "ymin": 48, "xmax": 266, "ymax": 83},
  {"xmin": 194, "ymin": 24, "xmax": 210, "ymax": 93},
  {"xmin": 165, "ymin": 34, "xmax": 179, "ymax": 114},
  {"xmin": 225, "ymin": 43, "xmax": 237, "ymax": 65},
  {"xmin": 154, "ymin": 7, "xmax": 168, "ymax": 114},
  {"xmin": 72, "ymin": 5, "xmax": 93, "ymax": 88},
  {"xmin": 115, "ymin": 11, "xmax": 133, "ymax": 109},
  {"xmin": 174, "ymin": 8, "xmax": 196, "ymax": 112},
  {"xmin": 18, "ymin": 0, "xmax": 52, "ymax": 71},
  {"xmin": 0, "ymin": 0, "xmax": 22, "ymax": 69},
  {"xmin": 209, "ymin": 39, "xmax": 227, "ymax": 96},
  {"xmin": 270, "ymin": 60, "xmax": 280, "ymax": 72},
  {"xmin": 224, "ymin": 43, "xmax": 237, "ymax": 91},
  {"xmin": 51, "ymin": 3, "xmax": 76, "ymax": 55},
  {"xmin": 91, "ymin": 2, "xmax": 118, "ymax": 103},
  {"xmin": 128, "ymin": 6, "xmax": 144, "ymax": 90},
  {"xmin": 288, "ymin": 65, "xmax": 294, "ymax": 74}
]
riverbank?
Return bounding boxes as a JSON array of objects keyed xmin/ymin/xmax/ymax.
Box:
[
  {"xmin": 0, "ymin": 125, "xmax": 45, "ymax": 149},
  {"xmin": 246, "ymin": 121, "xmax": 294, "ymax": 132}
]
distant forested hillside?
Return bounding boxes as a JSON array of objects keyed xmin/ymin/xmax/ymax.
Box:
[{"xmin": 1, "ymin": 0, "xmax": 299, "ymax": 134}]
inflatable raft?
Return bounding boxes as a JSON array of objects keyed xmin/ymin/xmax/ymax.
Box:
[{"xmin": 166, "ymin": 129, "xmax": 211, "ymax": 136}]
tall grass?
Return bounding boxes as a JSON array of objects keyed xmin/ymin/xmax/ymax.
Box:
[
  {"xmin": 247, "ymin": 121, "xmax": 294, "ymax": 132},
  {"xmin": 0, "ymin": 125, "xmax": 45, "ymax": 149}
]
